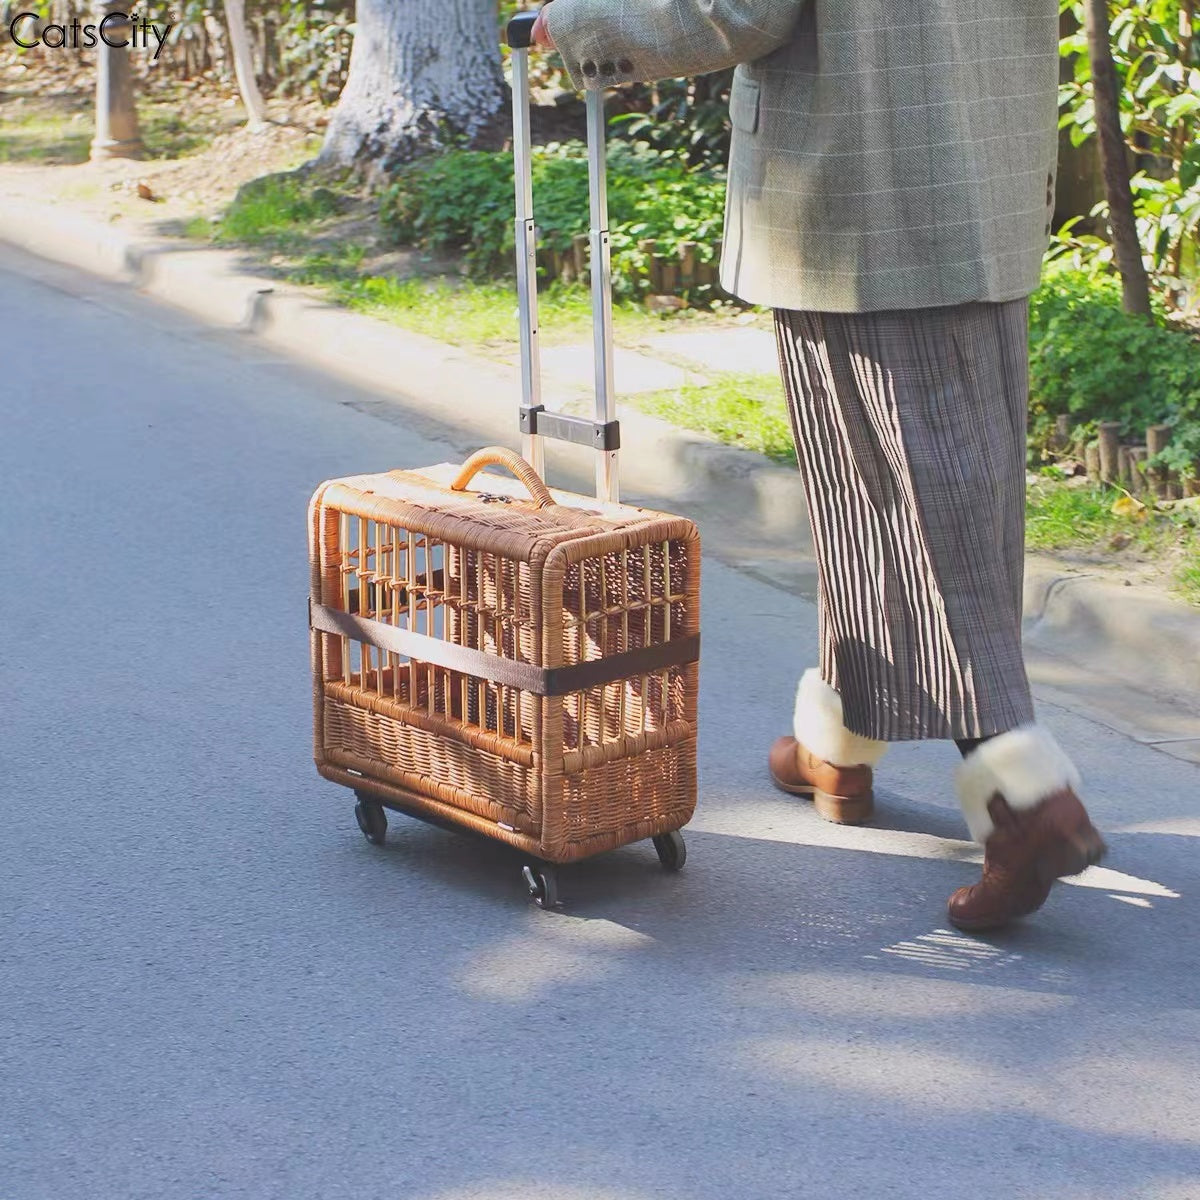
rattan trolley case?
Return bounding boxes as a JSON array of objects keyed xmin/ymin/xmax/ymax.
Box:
[
  {"xmin": 309, "ymin": 451, "xmax": 699, "ymax": 877},
  {"xmin": 308, "ymin": 12, "xmax": 699, "ymax": 903}
]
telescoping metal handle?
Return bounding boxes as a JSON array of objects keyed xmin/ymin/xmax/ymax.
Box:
[{"xmin": 505, "ymin": 7, "xmax": 620, "ymax": 505}]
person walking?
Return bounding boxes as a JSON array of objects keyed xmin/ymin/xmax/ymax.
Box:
[{"xmin": 530, "ymin": 0, "xmax": 1107, "ymax": 930}]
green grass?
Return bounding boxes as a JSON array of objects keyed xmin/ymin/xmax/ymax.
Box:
[
  {"xmin": 633, "ymin": 372, "xmax": 794, "ymax": 462},
  {"xmin": 1025, "ymin": 479, "xmax": 1116, "ymax": 548},
  {"xmin": 139, "ymin": 105, "xmax": 221, "ymax": 159},
  {"xmin": 1178, "ymin": 559, "xmax": 1200, "ymax": 607},
  {"xmin": 213, "ymin": 173, "xmax": 347, "ymax": 244},
  {"xmin": 334, "ymin": 277, "xmax": 661, "ymax": 345},
  {"xmin": 337, "ymin": 277, "xmax": 530, "ymax": 341},
  {"xmin": 281, "ymin": 262, "xmax": 711, "ymax": 348},
  {"xmin": 183, "ymin": 215, "xmax": 216, "ymax": 239},
  {"xmin": 288, "ymin": 244, "xmax": 368, "ymax": 285},
  {"xmin": 1027, "ymin": 477, "xmax": 1200, "ymax": 605},
  {"xmin": 0, "ymin": 97, "xmax": 91, "ymax": 164}
]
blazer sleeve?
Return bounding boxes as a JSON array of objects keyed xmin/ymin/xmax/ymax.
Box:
[{"xmin": 543, "ymin": 0, "xmax": 808, "ymax": 90}]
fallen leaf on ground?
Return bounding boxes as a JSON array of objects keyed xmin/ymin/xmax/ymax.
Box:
[{"xmin": 1111, "ymin": 494, "xmax": 1147, "ymax": 519}]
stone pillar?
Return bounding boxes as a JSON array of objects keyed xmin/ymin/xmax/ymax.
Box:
[{"xmin": 90, "ymin": 3, "xmax": 145, "ymax": 161}]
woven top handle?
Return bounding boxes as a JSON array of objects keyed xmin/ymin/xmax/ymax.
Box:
[{"xmin": 450, "ymin": 447, "xmax": 556, "ymax": 509}]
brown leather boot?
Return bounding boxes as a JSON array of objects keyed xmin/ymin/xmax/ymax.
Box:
[
  {"xmin": 950, "ymin": 727, "xmax": 1108, "ymax": 931},
  {"xmin": 769, "ymin": 735, "xmax": 875, "ymax": 824}
]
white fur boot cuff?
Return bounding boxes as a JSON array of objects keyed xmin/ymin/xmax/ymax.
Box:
[
  {"xmin": 956, "ymin": 725, "xmax": 1082, "ymax": 843},
  {"xmin": 792, "ymin": 670, "xmax": 888, "ymax": 768}
]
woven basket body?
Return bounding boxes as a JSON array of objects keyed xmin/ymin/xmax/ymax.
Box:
[{"xmin": 309, "ymin": 458, "xmax": 700, "ymax": 864}]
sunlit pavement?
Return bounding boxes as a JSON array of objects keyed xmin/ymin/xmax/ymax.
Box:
[{"xmin": 3, "ymin": 244, "xmax": 1198, "ymax": 1200}]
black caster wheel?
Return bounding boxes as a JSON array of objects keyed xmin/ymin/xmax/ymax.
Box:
[
  {"xmin": 354, "ymin": 793, "xmax": 387, "ymax": 846},
  {"xmin": 522, "ymin": 863, "xmax": 559, "ymax": 909},
  {"xmin": 653, "ymin": 830, "xmax": 687, "ymax": 871}
]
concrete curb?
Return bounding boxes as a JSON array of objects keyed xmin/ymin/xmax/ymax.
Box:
[
  {"xmin": 2, "ymin": 194, "xmax": 1197, "ymax": 729},
  {"xmin": 1024, "ymin": 559, "xmax": 1200, "ymax": 707}
]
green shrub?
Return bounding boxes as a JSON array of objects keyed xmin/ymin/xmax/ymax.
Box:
[
  {"xmin": 1057, "ymin": 1, "xmax": 1200, "ymax": 287},
  {"xmin": 379, "ymin": 142, "xmax": 727, "ymax": 295},
  {"xmin": 380, "ymin": 150, "xmax": 514, "ymax": 271},
  {"xmin": 1028, "ymin": 263, "xmax": 1200, "ymax": 456},
  {"xmin": 609, "ymin": 71, "xmax": 734, "ymax": 169},
  {"xmin": 1148, "ymin": 420, "xmax": 1200, "ymax": 482}
]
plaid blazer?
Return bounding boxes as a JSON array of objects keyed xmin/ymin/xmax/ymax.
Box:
[{"xmin": 544, "ymin": 0, "xmax": 1061, "ymax": 313}]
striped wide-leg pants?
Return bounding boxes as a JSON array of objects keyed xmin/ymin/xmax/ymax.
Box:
[{"xmin": 774, "ymin": 300, "xmax": 1036, "ymax": 743}]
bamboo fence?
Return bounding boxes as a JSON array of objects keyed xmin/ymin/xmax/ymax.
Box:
[{"xmin": 1072, "ymin": 415, "xmax": 1200, "ymax": 499}]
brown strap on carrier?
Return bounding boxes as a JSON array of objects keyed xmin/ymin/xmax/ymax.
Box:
[{"xmin": 310, "ymin": 601, "xmax": 699, "ymax": 697}]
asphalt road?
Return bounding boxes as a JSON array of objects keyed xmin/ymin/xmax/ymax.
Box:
[{"xmin": 2, "ymin": 244, "xmax": 1198, "ymax": 1200}]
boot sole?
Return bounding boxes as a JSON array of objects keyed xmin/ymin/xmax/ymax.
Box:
[
  {"xmin": 769, "ymin": 773, "xmax": 874, "ymax": 825},
  {"xmin": 949, "ymin": 913, "xmax": 1036, "ymax": 934}
]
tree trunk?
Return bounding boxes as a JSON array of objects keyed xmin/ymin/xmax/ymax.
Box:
[
  {"xmin": 224, "ymin": 0, "xmax": 268, "ymax": 129},
  {"xmin": 1084, "ymin": 0, "xmax": 1153, "ymax": 316},
  {"xmin": 319, "ymin": 0, "xmax": 506, "ymax": 173}
]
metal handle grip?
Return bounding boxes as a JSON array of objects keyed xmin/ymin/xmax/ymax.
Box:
[{"xmin": 506, "ymin": 11, "xmax": 539, "ymax": 48}]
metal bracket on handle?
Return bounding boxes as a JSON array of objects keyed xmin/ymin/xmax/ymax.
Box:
[{"xmin": 520, "ymin": 406, "xmax": 621, "ymax": 451}]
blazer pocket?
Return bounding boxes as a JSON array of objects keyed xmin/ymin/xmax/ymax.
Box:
[{"xmin": 729, "ymin": 79, "xmax": 760, "ymax": 135}]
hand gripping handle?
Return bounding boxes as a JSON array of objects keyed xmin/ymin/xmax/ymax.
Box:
[{"xmin": 450, "ymin": 447, "xmax": 556, "ymax": 508}]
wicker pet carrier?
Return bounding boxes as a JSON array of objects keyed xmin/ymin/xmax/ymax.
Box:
[
  {"xmin": 309, "ymin": 451, "xmax": 700, "ymax": 896},
  {"xmin": 308, "ymin": 15, "xmax": 700, "ymax": 906}
]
